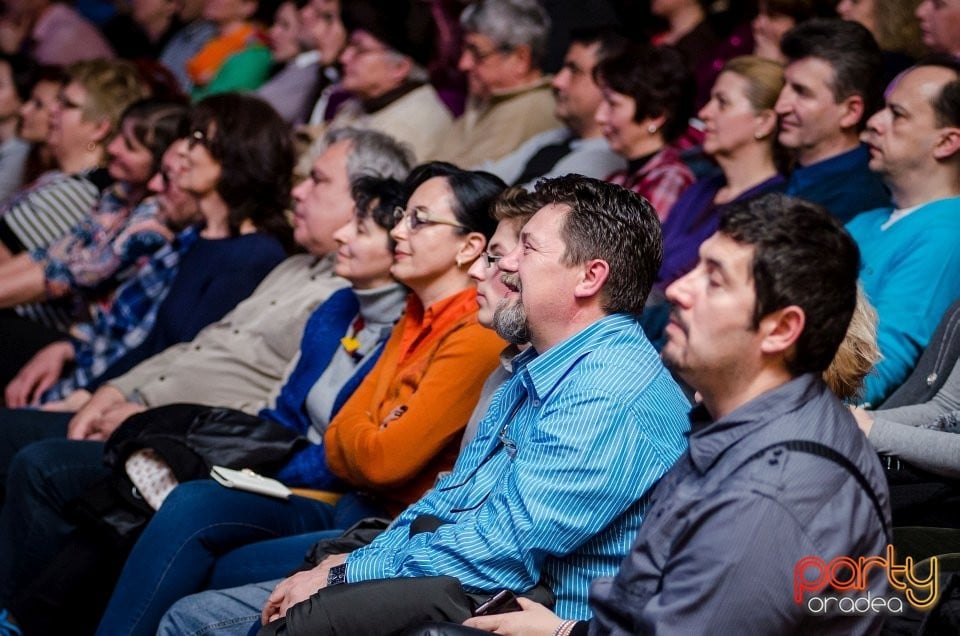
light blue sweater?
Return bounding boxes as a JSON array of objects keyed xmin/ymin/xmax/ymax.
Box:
[{"xmin": 847, "ymin": 196, "xmax": 960, "ymax": 405}]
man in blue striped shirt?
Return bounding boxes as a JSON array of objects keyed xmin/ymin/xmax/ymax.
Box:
[{"xmin": 165, "ymin": 176, "xmax": 691, "ymax": 635}]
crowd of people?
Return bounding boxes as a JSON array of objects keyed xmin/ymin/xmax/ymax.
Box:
[{"xmin": 0, "ymin": 0, "xmax": 958, "ymax": 634}]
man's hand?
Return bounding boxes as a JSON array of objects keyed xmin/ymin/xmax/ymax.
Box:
[
  {"xmin": 463, "ymin": 598, "xmax": 565, "ymax": 635},
  {"xmin": 41, "ymin": 389, "xmax": 92, "ymax": 412},
  {"xmin": 261, "ymin": 553, "xmax": 349, "ymax": 624},
  {"xmin": 85, "ymin": 401, "xmax": 146, "ymax": 440},
  {"xmin": 67, "ymin": 385, "xmax": 127, "ymax": 440},
  {"xmin": 4, "ymin": 341, "xmax": 74, "ymax": 407}
]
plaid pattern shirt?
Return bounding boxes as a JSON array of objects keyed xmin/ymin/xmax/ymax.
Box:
[
  {"xmin": 605, "ymin": 145, "xmax": 695, "ymax": 222},
  {"xmin": 43, "ymin": 225, "xmax": 201, "ymax": 402}
]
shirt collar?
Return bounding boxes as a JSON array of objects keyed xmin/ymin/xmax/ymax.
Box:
[
  {"xmin": 513, "ymin": 313, "xmax": 641, "ymax": 403},
  {"xmin": 687, "ymin": 373, "xmax": 822, "ymax": 473},
  {"xmin": 791, "ymin": 144, "xmax": 868, "ymax": 187}
]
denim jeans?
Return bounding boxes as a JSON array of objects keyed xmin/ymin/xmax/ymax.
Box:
[
  {"xmin": 0, "ymin": 430, "xmax": 107, "ymax": 607},
  {"xmin": 95, "ymin": 479, "xmax": 361, "ymax": 636}
]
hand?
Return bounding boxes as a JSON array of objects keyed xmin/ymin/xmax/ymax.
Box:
[
  {"xmin": 4, "ymin": 341, "xmax": 73, "ymax": 407},
  {"xmin": 41, "ymin": 389, "xmax": 92, "ymax": 412},
  {"xmin": 66, "ymin": 385, "xmax": 126, "ymax": 440},
  {"xmin": 85, "ymin": 402, "xmax": 146, "ymax": 440},
  {"xmin": 850, "ymin": 406, "xmax": 875, "ymax": 436},
  {"xmin": 261, "ymin": 553, "xmax": 349, "ymax": 624},
  {"xmin": 463, "ymin": 598, "xmax": 565, "ymax": 635}
]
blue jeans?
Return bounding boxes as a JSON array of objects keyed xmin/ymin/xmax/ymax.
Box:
[
  {"xmin": 95, "ymin": 480, "xmax": 365, "ymax": 636},
  {"xmin": 0, "ymin": 432, "xmax": 107, "ymax": 606}
]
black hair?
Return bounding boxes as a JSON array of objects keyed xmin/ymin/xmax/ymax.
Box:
[
  {"xmin": 912, "ymin": 54, "xmax": 960, "ymax": 129},
  {"xmin": 190, "ymin": 93, "xmax": 295, "ymax": 250},
  {"xmin": 594, "ymin": 43, "xmax": 695, "ymax": 143},
  {"xmin": 780, "ymin": 18, "xmax": 884, "ymax": 129},
  {"xmin": 0, "ymin": 53, "xmax": 37, "ymax": 102},
  {"xmin": 718, "ymin": 193, "xmax": 861, "ymax": 376},
  {"xmin": 400, "ymin": 162, "xmax": 505, "ymax": 239},
  {"xmin": 352, "ymin": 175, "xmax": 404, "ymax": 233}
]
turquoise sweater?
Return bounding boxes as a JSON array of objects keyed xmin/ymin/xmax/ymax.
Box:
[{"xmin": 847, "ymin": 196, "xmax": 960, "ymax": 405}]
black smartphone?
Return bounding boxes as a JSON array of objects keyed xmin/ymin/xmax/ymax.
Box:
[{"xmin": 474, "ymin": 589, "xmax": 523, "ymax": 616}]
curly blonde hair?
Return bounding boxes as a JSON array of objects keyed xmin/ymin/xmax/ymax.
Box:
[{"xmin": 65, "ymin": 59, "xmax": 150, "ymax": 138}]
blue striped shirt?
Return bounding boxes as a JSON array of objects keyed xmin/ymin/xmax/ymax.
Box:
[{"xmin": 346, "ymin": 313, "xmax": 690, "ymax": 619}]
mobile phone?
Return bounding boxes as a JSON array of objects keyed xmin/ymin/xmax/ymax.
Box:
[{"xmin": 474, "ymin": 589, "xmax": 522, "ymax": 616}]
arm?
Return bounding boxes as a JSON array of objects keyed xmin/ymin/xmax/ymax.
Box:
[
  {"xmin": 4, "ymin": 340, "xmax": 75, "ymax": 407},
  {"xmin": 0, "ymin": 255, "xmax": 45, "ymax": 307},
  {"xmin": 345, "ymin": 388, "xmax": 675, "ymax": 591},
  {"xmin": 66, "ymin": 383, "xmax": 136, "ymax": 440},
  {"xmin": 324, "ymin": 323, "xmax": 503, "ymax": 489}
]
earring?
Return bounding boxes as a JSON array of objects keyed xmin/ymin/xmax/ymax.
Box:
[
  {"xmin": 647, "ymin": 124, "xmax": 658, "ymax": 134},
  {"xmin": 456, "ymin": 257, "xmax": 464, "ymax": 268},
  {"xmin": 87, "ymin": 141, "xmax": 98, "ymax": 152},
  {"xmin": 754, "ymin": 131, "xmax": 766, "ymax": 140}
]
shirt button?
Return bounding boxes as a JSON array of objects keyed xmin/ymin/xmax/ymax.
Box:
[
  {"xmin": 194, "ymin": 345, "xmax": 201, "ymax": 350},
  {"xmin": 159, "ymin": 376, "xmax": 165, "ymax": 381},
  {"xmin": 927, "ymin": 372, "xmax": 938, "ymax": 386},
  {"xmin": 532, "ymin": 399, "xmax": 540, "ymax": 407},
  {"xmin": 233, "ymin": 330, "xmax": 240, "ymax": 335}
]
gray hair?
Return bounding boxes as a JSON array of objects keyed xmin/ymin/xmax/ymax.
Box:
[
  {"xmin": 315, "ymin": 127, "xmax": 415, "ymax": 182},
  {"xmin": 461, "ymin": 0, "xmax": 550, "ymax": 69}
]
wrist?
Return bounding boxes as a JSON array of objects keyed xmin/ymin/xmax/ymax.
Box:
[{"xmin": 553, "ymin": 619, "xmax": 578, "ymax": 636}]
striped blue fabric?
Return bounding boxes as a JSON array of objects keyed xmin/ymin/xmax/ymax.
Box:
[{"xmin": 346, "ymin": 313, "xmax": 691, "ymax": 619}]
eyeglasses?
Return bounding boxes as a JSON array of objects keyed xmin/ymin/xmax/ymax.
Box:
[
  {"xmin": 462, "ymin": 42, "xmax": 511, "ymax": 63},
  {"xmin": 480, "ymin": 251, "xmax": 503, "ymax": 269},
  {"xmin": 393, "ymin": 206, "xmax": 471, "ymax": 232},
  {"xmin": 344, "ymin": 39, "xmax": 390, "ymax": 57}
]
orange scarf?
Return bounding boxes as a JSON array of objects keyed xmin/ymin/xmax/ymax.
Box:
[{"xmin": 186, "ymin": 23, "xmax": 263, "ymax": 86}]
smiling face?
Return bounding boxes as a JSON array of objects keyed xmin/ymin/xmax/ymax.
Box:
[
  {"xmin": 18, "ymin": 79, "xmax": 60, "ymax": 143},
  {"xmin": 595, "ymin": 87, "xmax": 649, "ymax": 158},
  {"xmin": 861, "ymin": 65, "xmax": 958, "ymax": 185},
  {"xmin": 105, "ymin": 117, "xmax": 155, "ymax": 187},
  {"xmin": 389, "ymin": 177, "xmax": 469, "ymax": 294},
  {"xmin": 662, "ymin": 232, "xmax": 763, "ymax": 391},
  {"xmin": 775, "ymin": 56, "xmax": 853, "ymax": 165},
  {"xmin": 917, "ymin": 0, "xmax": 960, "ymax": 55},
  {"xmin": 147, "ymin": 139, "xmax": 201, "ymax": 231},
  {"xmin": 699, "ymin": 70, "xmax": 772, "ymax": 159},
  {"xmin": 300, "ymin": 0, "xmax": 345, "ymax": 63},
  {"xmin": 179, "ymin": 126, "xmax": 222, "ymax": 199},
  {"xmin": 331, "ymin": 208, "xmax": 395, "ymax": 290},
  {"xmin": 290, "ymin": 139, "xmax": 354, "ymax": 256},
  {"xmin": 468, "ymin": 218, "xmax": 522, "ymax": 328}
]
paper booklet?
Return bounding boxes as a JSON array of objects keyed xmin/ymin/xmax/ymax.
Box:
[{"xmin": 210, "ymin": 466, "xmax": 292, "ymax": 500}]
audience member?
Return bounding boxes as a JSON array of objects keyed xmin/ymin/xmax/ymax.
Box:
[
  {"xmin": 431, "ymin": 0, "xmax": 561, "ymax": 167},
  {"xmin": 456, "ymin": 193, "xmax": 889, "ymax": 635},
  {"xmin": 158, "ymin": 0, "xmax": 218, "ymax": 93},
  {"xmin": 255, "ymin": 0, "xmax": 322, "ymax": 124},
  {"xmin": 0, "ymin": 59, "xmax": 147, "ymax": 261},
  {"xmin": 657, "ymin": 55, "xmax": 786, "ymax": 289},
  {"xmin": 0, "ymin": 54, "xmax": 31, "ymax": 203},
  {"xmin": 847, "ymin": 57, "xmax": 960, "ymax": 405},
  {"xmin": 2, "ymin": 93, "xmax": 292, "ymax": 410},
  {"xmin": 0, "ymin": 99, "xmax": 189, "ymax": 397},
  {"xmin": 0, "ymin": 0, "xmax": 114, "ymax": 65},
  {"xmin": 595, "ymin": 43, "xmax": 696, "ymax": 221},
  {"xmin": 838, "ymin": 0, "xmax": 926, "ymax": 82},
  {"xmin": 14, "ymin": 64, "xmax": 62, "ymax": 186},
  {"xmin": 101, "ymin": 0, "xmax": 183, "ymax": 60},
  {"xmin": 776, "ymin": 18, "xmax": 891, "ymax": 222},
  {"xmin": 158, "ymin": 176, "xmax": 690, "ymax": 636},
  {"xmin": 320, "ymin": 0, "xmax": 451, "ymax": 162},
  {"xmin": 187, "ymin": 0, "xmax": 274, "ymax": 99},
  {"xmin": 300, "ymin": 0, "xmax": 347, "ymax": 125},
  {"xmin": 916, "ymin": 0, "xmax": 960, "ymax": 57},
  {"xmin": 482, "ymin": 28, "xmax": 626, "ymax": 188},
  {"xmin": 752, "ymin": 0, "xmax": 835, "ymax": 63}
]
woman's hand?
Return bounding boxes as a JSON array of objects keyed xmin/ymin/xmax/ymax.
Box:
[
  {"xmin": 462, "ymin": 598, "xmax": 566, "ymax": 636},
  {"xmin": 850, "ymin": 405, "xmax": 875, "ymax": 436},
  {"xmin": 4, "ymin": 341, "xmax": 74, "ymax": 407}
]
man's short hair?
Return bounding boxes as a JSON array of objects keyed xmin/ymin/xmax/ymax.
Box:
[
  {"xmin": 492, "ymin": 186, "xmax": 540, "ymax": 225},
  {"xmin": 780, "ymin": 18, "xmax": 884, "ymax": 128},
  {"xmin": 320, "ymin": 127, "xmax": 414, "ymax": 183},
  {"xmin": 568, "ymin": 26, "xmax": 629, "ymax": 66},
  {"xmin": 532, "ymin": 175, "xmax": 662, "ymax": 316},
  {"xmin": 461, "ymin": 0, "xmax": 551, "ymax": 70},
  {"xmin": 718, "ymin": 193, "xmax": 861, "ymax": 377},
  {"xmin": 913, "ymin": 55, "xmax": 960, "ymax": 129}
]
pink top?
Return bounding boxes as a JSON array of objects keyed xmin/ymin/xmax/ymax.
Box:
[{"xmin": 31, "ymin": 4, "xmax": 115, "ymax": 66}]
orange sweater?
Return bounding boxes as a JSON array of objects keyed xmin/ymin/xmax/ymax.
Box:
[{"xmin": 324, "ymin": 287, "xmax": 505, "ymax": 515}]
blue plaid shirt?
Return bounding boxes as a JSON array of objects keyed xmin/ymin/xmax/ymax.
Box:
[
  {"xmin": 345, "ymin": 314, "xmax": 691, "ymax": 619},
  {"xmin": 43, "ymin": 225, "xmax": 201, "ymax": 401}
]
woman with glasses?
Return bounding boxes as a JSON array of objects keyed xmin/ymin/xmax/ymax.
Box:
[{"xmin": 82, "ymin": 163, "xmax": 506, "ymax": 636}]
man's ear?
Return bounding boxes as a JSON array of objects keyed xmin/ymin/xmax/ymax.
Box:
[
  {"xmin": 574, "ymin": 259, "xmax": 610, "ymax": 299},
  {"xmin": 386, "ymin": 55, "xmax": 414, "ymax": 88},
  {"xmin": 933, "ymin": 126, "xmax": 960, "ymax": 161},
  {"xmin": 758, "ymin": 305, "xmax": 805, "ymax": 357},
  {"xmin": 509, "ymin": 43, "xmax": 533, "ymax": 74},
  {"xmin": 456, "ymin": 232, "xmax": 487, "ymax": 266},
  {"xmin": 838, "ymin": 94, "xmax": 865, "ymax": 131}
]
